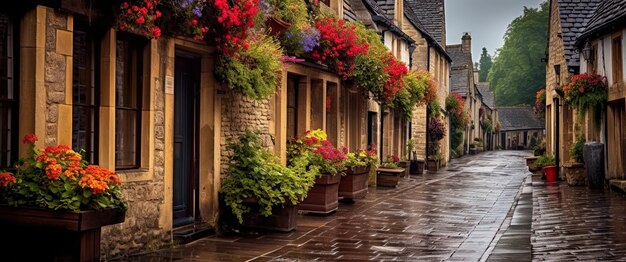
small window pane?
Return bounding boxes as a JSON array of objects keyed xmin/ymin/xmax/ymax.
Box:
[
  {"xmin": 72, "ymin": 27, "xmax": 98, "ymax": 163},
  {"xmin": 0, "ymin": 13, "xmax": 17, "ymax": 169},
  {"xmin": 115, "ymin": 109, "xmax": 138, "ymax": 167}
]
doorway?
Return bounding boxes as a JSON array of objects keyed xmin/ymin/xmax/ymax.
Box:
[{"xmin": 173, "ymin": 51, "xmax": 200, "ymax": 227}]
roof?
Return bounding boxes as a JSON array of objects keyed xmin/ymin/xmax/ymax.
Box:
[
  {"xmin": 555, "ymin": 0, "xmax": 602, "ymax": 68},
  {"xmin": 447, "ymin": 44, "xmax": 472, "ymax": 68},
  {"xmin": 405, "ymin": 0, "xmax": 446, "ymax": 46},
  {"xmin": 450, "ymin": 68, "xmax": 469, "ymax": 97},
  {"xmin": 358, "ymin": 0, "xmax": 415, "ymax": 44},
  {"xmin": 403, "ymin": 1, "xmax": 451, "ymax": 61},
  {"xmin": 498, "ymin": 106, "xmax": 545, "ymax": 132},
  {"xmin": 477, "ymin": 82, "xmax": 495, "ymax": 109},
  {"xmin": 577, "ymin": 0, "xmax": 626, "ymax": 46}
]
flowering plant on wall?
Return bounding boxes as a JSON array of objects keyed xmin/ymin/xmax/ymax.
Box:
[
  {"xmin": 205, "ymin": 0, "xmax": 259, "ymax": 56},
  {"xmin": 446, "ymin": 93, "xmax": 466, "ymax": 128},
  {"xmin": 287, "ymin": 130, "xmax": 346, "ymax": 175},
  {"xmin": 117, "ymin": 0, "xmax": 163, "ymax": 39},
  {"xmin": 563, "ymin": 73, "xmax": 608, "ymax": 123},
  {"xmin": 383, "ymin": 53, "xmax": 408, "ymax": 103},
  {"xmin": 0, "ymin": 135, "xmax": 127, "ymax": 211},
  {"xmin": 311, "ymin": 18, "xmax": 368, "ymax": 80},
  {"xmin": 428, "ymin": 117, "xmax": 446, "ymax": 142},
  {"xmin": 161, "ymin": 0, "xmax": 209, "ymax": 40},
  {"xmin": 534, "ymin": 88, "xmax": 546, "ymax": 115},
  {"xmin": 349, "ymin": 22, "xmax": 388, "ymax": 100}
]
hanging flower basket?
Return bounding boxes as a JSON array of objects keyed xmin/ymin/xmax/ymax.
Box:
[
  {"xmin": 535, "ymin": 88, "xmax": 546, "ymax": 115},
  {"xmin": 563, "ymin": 73, "xmax": 608, "ymax": 124},
  {"xmin": 266, "ymin": 16, "xmax": 292, "ymax": 36}
]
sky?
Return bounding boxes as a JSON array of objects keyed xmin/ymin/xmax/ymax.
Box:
[{"xmin": 445, "ymin": 0, "xmax": 544, "ymax": 63}]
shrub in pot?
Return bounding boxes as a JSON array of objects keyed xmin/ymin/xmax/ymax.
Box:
[
  {"xmin": 377, "ymin": 155, "xmax": 404, "ymax": 187},
  {"xmin": 564, "ymin": 135, "xmax": 586, "ymax": 186},
  {"xmin": 340, "ymin": 149, "xmax": 377, "ymax": 201},
  {"xmin": 221, "ymin": 131, "xmax": 315, "ymax": 232},
  {"xmin": 536, "ymin": 154, "xmax": 557, "ymax": 182},
  {"xmin": 288, "ymin": 130, "xmax": 346, "ymax": 214}
]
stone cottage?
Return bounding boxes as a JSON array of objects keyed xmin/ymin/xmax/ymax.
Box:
[
  {"xmin": 1, "ymin": 0, "xmax": 434, "ymax": 258},
  {"xmin": 498, "ymin": 106, "xmax": 545, "ymax": 150}
]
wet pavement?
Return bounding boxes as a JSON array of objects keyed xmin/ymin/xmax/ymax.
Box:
[
  {"xmin": 531, "ymin": 173, "xmax": 626, "ymax": 261},
  {"xmin": 119, "ymin": 150, "xmax": 532, "ymax": 261}
]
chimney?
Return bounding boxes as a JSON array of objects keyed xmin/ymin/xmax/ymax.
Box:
[{"xmin": 462, "ymin": 32, "xmax": 471, "ymax": 54}]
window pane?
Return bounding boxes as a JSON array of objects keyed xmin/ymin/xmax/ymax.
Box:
[
  {"xmin": 0, "ymin": 13, "xmax": 16, "ymax": 169},
  {"xmin": 115, "ymin": 109, "xmax": 138, "ymax": 167},
  {"xmin": 72, "ymin": 28, "xmax": 98, "ymax": 163},
  {"xmin": 115, "ymin": 40, "xmax": 139, "ymax": 108}
]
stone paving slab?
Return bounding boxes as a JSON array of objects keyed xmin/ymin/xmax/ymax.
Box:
[
  {"xmin": 531, "ymin": 175, "xmax": 626, "ymax": 261},
  {"xmin": 116, "ymin": 151, "xmax": 531, "ymax": 262}
]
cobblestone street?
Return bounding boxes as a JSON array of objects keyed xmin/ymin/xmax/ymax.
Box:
[{"xmin": 123, "ymin": 151, "xmax": 532, "ymax": 261}]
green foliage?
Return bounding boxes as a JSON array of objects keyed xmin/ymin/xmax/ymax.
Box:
[
  {"xmin": 287, "ymin": 129, "xmax": 346, "ymax": 175},
  {"xmin": 349, "ymin": 22, "xmax": 388, "ymax": 100},
  {"xmin": 529, "ymin": 136, "xmax": 539, "ymax": 150},
  {"xmin": 215, "ymin": 35, "xmax": 283, "ymax": 100},
  {"xmin": 478, "ymin": 47, "xmax": 493, "ymax": 82},
  {"xmin": 429, "ymin": 99, "xmax": 442, "ymax": 117},
  {"xmin": 451, "ymin": 128, "xmax": 464, "ymax": 153},
  {"xmin": 570, "ymin": 135, "xmax": 585, "ymax": 163},
  {"xmin": 221, "ymin": 131, "xmax": 315, "ymax": 224},
  {"xmin": 344, "ymin": 150, "xmax": 378, "ymax": 168},
  {"xmin": 266, "ymin": 0, "xmax": 310, "ymax": 30},
  {"xmin": 536, "ymin": 154, "xmax": 556, "ymax": 168},
  {"xmin": 488, "ymin": 1, "xmax": 548, "ymax": 106}
]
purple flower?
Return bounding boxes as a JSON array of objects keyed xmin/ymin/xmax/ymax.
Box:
[
  {"xmin": 193, "ymin": 7, "xmax": 202, "ymax": 17},
  {"xmin": 299, "ymin": 28, "xmax": 320, "ymax": 53},
  {"xmin": 280, "ymin": 56, "xmax": 305, "ymax": 63},
  {"xmin": 181, "ymin": 0, "xmax": 193, "ymax": 8}
]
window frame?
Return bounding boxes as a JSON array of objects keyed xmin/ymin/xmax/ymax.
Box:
[
  {"xmin": 0, "ymin": 13, "xmax": 19, "ymax": 170},
  {"xmin": 114, "ymin": 33, "xmax": 145, "ymax": 170},
  {"xmin": 612, "ymin": 34, "xmax": 623, "ymax": 85},
  {"xmin": 71, "ymin": 23, "xmax": 100, "ymax": 164}
]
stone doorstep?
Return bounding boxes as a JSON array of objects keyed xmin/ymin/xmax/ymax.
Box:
[{"xmin": 609, "ymin": 179, "xmax": 626, "ymax": 194}]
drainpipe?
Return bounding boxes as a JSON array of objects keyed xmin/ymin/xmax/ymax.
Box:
[{"xmin": 554, "ymin": 97, "xmax": 560, "ymax": 178}]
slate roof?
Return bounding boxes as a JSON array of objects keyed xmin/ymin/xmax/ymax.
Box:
[
  {"xmin": 447, "ymin": 44, "xmax": 472, "ymax": 68},
  {"xmin": 498, "ymin": 106, "xmax": 545, "ymax": 132},
  {"xmin": 343, "ymin": 0, "xmax": 358, "ymax": 22},
  {"xmin": 405, "ymin": 0, "xmax": 445, "ymax": 46},
  {"xmin": 359, "ymin": 0, "xmax": 415, "ymax": 44},
  {"xmin": 477, "ymin": 82, "xmax": 495, "ymax": 109},
  {"xmin": 403, "ymin": 1, "xmax": 451, "ymax": 61},
  {"xmin": 577, "ymin": 0, "xmax": 626, "ymax": 45},
  {"xmin": 556, "ymin": 0, "xmax": 602, "ymax": 68},
  {"xmin": 450, "ymin": 68, "xmax": 469, "ymax": 97}
]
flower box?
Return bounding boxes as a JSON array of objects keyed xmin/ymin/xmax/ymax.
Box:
[
  {"xmin": 410, "ymin": 160, "xmax": 424, "ymax": 175},
  {"xmin": 241, "ymin": 200, "xmax": 299, "ymax": 232},
  {"xmin": 398, "ymin": 160, "xmax": 410, "ymax": 177},
  {"xmin": 376, "ymin": 168, "xmax": 404, "ymax": 187},
  {"xmin": 300, "ymin": 174, "xmax": 341, "ymax": 214},
  {"xmin": 526, "ymin": 156, "xmax": 540, "ymax": 172},
  {"xmin": 266, "ymin": 17, "xmax": 291, "ymax": 37},
  {"xmin": 0, "ymin": 206, "xmax": 125, "ymax": 261},
  {"xmin": 427, "ymin": 159, "xmax": 440, "ymax": 171},
  {"xmin": 339, "ymin": 166, "xmax": 370, "ymax": 200},
  {"xmin": 563, "ymin": 162, "xmax": 586, "ymax": 186}
]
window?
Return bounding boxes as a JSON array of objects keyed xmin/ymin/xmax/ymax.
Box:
[
  {"xmin": 115, "ymin": 35, "xmax": 144, "ymax": 169},
  {"xmin": 0, "ymin": 13, "xmax": 18, "ymax": 169},
  {"xmin": 72, "ymin": 26, "xmax": 99, "ymax": 163},
  {"xmin": 613, "ymin": 35, "xmax": 623, "ymax": 84},
  {"xmin": 286, "ymin": 76, "xmax": 298, "ymax": 139}
]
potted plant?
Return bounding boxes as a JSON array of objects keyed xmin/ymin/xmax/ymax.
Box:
[
  {"xmin": 377, "ymin": 155, "xmax": 405, "ymax": 187},
  {"xmin": 536, "ymin": 154, "xmax": 557, "ymax": 182},
  {"xmin": 563, "ymin": 135, "xmax": 587, "ymax": 186},
  {"xmin": 221, "ymin": 131, "xmax": 314, "ymax": 232},
  {"xmin": 288, "ymin": 130, "xmax": 346, "ymax": 214},
  {"xmin": 0, "ymin": 134, "xmax": 127, "ymax": 262},
  {"xmin": 427, "ymin": 116, "xmax": 446, "ymax": 171},
  {"xmin": 469, "ymin": 143, "xmax": 477, "ymax": 155},
  {"xmin": 407, "ymin": 139, "xmax": 423, "ymax": 175},
  {"xmin": 339, "ymin": 149, "xmax": 377, "ymax": 201}
]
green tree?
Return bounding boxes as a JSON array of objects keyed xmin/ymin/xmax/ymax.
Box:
[
  {"xmin": 488, "ymin": 1, "xmax": 548, "ymax": 106},
  {"xmin": 478, "ymin": 48, "xmax": 492, "ymax": 82}
]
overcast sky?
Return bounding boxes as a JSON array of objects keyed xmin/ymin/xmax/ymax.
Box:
[{"xmin": 445, "ymin": 0, "xmax": 544, "ymax": 63}]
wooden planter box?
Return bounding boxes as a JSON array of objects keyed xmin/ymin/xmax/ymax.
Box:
[
  {"xmin": 427, "ymin": 159, "xmax": 440, "ymax": 171},
  {"xmin": 300, "ymin": 174, "xmax": 341, "ymax": 214},
  {"xmin": 563, "ymin": 162, "xmax": 587, "ymax": 186},
  {"xmin": 410, "ymin": 160, "xmax": 424, "ymax": 175},
  {"xmin": 0, "ymin": 206, "xmax": 125, "ymax": 262},
  {"xmin": 339, "ymin": 166, "xmax": 370, "ymax": 200},
  {"xmin": 377, "ymin": 168, "xmax": 404, "ymax": 187},
  {"xmin": 242, "ymin": 200, "xmax": 299, "ymax": 232},
  {"xmin": 469, "ymin": 148, "xmax": 477, "ymax": 155},
  {"xmin": 398, "ymin": 161, "xmax": 410, "ymax": 177}
]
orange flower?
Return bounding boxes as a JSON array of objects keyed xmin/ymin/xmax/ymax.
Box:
[
  {"xmin": 0, "ymin": 172, "xmax": 16, "ymax": 187},
  {"xmin": 45, "ymin": 163, "xmax": 62, "ymax": 180},
  {"xmin": 79, "ymin": 174, "xmax": 109, "ymax": 195},
  {"xmin": 22, "ymin": 133, "xmax": 38, "ymax": 144}
]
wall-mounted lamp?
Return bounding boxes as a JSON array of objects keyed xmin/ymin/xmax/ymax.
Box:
[
  {"xmin": 582, "ymin": 41, "xmax": 592, "ymax": 61},
  {"xmin": 554, "ymin": 64, "xmax": 561, "ymax": 86}
]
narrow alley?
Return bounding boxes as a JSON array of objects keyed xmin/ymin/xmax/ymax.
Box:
[{"xmin": 127, "ymin": 151, "xmax": 531, "ymax": 261}]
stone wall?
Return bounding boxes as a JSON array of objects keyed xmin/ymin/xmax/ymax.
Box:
[{"xmin": 220, "ymin": 91, "xmax": 273, "ymax": 177}]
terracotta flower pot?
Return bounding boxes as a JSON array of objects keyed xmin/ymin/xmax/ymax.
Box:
[
  {"xmin": 300, "ymin": 174, "xmax": 341, "ymax": 214},
  {"xmin": 427, "ymin": 159, "xmax": 440, "ymax": 171},
  {"xmin": 543, "ymin": 165, "xmax": 558, "ymax": 182},
  {"xmin": 266, "ymin": 17, "xmax": 291, "ymax": 36}
]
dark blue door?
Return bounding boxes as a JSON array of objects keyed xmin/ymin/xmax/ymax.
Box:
[{"xmin": 173, "ymin": 52, "xmax": 200, "ymax": 227}]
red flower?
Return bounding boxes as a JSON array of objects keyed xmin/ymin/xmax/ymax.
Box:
[
  {"xmin": 139, "ymin": 7, "xmax": 149, "ymax": 15},
  {"xmin": 155, "ymin": 10, "xmax": 162, "ymax": 18},
  {"xmin": 136, "ymin": 16, "xmax": 145, "ymax": 24},
  {"xmin": 0, "ymin": 172, "xmax": 16, "ymax": 187},
  {"xmin": 121, "ymin": 2, "xmax": 129, "ymax": 8},
  {"xmin": 191, "ymin": 19, "xmax": 198, "ymax": 25},
  {"xmin": 22, "ymin": 133, "xmax": 38, "ymax": 144},
  {"xmin": 45, "ymin": 163, "xmax": 62, "ymax": 180},
  {"xmin": 132, "ymin": 5, "xmax": 139, "ymax": 11}
]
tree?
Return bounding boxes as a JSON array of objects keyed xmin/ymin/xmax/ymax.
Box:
[
  {"xmin": 478, "ymin": 48, "xmax": 492, "ymax": 82},
  {"xmin": 488, "ymin": 1, "xmax": 548, "ymax": 106}
]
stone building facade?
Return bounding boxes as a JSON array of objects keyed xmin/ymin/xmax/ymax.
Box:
[{"xmin": 3, "ymin": 0, "xmax": 448, "ymax": 258}]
